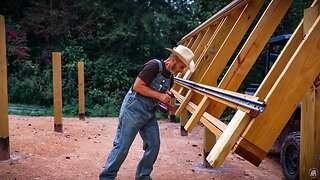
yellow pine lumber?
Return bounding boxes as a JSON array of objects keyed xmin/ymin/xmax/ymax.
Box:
[
  {"xmin": 52, "ymin": 52, "xmax": 63, "ymax": 128},
  {"xmin": 185, "ymin": 96, "xmax": 210, "ymax": 132},
  {"xmin": 78, "ymin": 62, "xmax": 85, "ymax": 118},
  {"xmin": 0, "ymin": 15, "xmax": 8, "ymax": 138},
  {"xmin": 207, "ymin": 110, "xmax": 251, "ymax": 167},
  {"xmin": 218, "ymin": 0, "xmax": 293, "ymax": 90},
  {"xmin": 204, "ymin": 0, "xmax": 292, "ymax": 132},
  {"xmin": 175, "ymin": 90, "xmax": 194, "ymax": 116},
  {"xmin": 300, "ymin": 4, "xmax": 320, "ymax": 179},
  {"xmin": 191, "ymin": 7, "xmax": 244, "ymax": 82},
  {"xmin": 199, "ymin": 0, "xmax": 265, "ymax": 86},
  {"xmin": 239, "ymin": 13, "xmax": 320, "ymax": 161},
  {"xmin": 300, "ymin": 85, "xmax": 320, "ymax": 179}
]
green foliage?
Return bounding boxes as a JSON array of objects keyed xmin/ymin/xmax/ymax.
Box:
[{"xmin": 1, "ymin": 0, "xmax": 315, "ymax": 117}]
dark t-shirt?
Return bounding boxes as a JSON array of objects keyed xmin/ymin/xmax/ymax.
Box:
[{"xmin": 138, "ymin": 59, "xmax": 173, "ymax": 87}]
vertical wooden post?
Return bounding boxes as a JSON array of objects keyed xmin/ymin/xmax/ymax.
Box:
[
  {"xmin": 301, "ymin": 83, "xmax": 320, "ymax": 179},
  {"xmin": 0, "ymin": 15, "xmax": 9, "ymax": 160},
  {"xmin": 203, "ymin": 81, "xmax": 216, "ymax": 168},
  {"xmin": 52, "ymin": 52, "xmax": 63, "ymax": 132},
  {"xmin": 78, "ymin": 62, "xmax": 85, "ymax": 120},
  {"xmin": 169, "ymin": 97, "xmax": 175, "ymax": 122},
  {"xmin": 204, "ymin": 127, "xmax": 216, "ymax": 168},
  {"xmin": 180, "ymin": 109, "xmax": 188, "ymax": 136},
  {"xmin": 300, "ymin": 5, "xmax": 320, "ymax": 179}
]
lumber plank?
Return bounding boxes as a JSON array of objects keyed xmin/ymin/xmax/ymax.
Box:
[
  {"xmin": 199, "ymin": 0, "xmax": 265, "ymax": 86},
  {"xmin": 204, "ymin": 0, "xmax": 293, "ymax": 130},
  {"xmin": 300, "ymin": 85, "xmax": 320, "ymax": 179},
  {"xmin": 0, "ymin": 15, "xmax": 9, "ymax": 138},
  {"xmin": 52, "ymin": 52, "xmax": 63, "ymax": 132},
  {"xmin": 237, "ymin": 14, "xmax": 320, "ymax": 162},
  {"xmin": 206, "ymin": 110, "xmax": 251, "ymax": 167},
  {"xmin": 185, "ymin": 96, "xmax": 210, "ymax": 132},
  {"xmin": 255, "ymin": 22, "xmax": 303, "ymax": 98},
  {"xmin": 175, "ymin": 90, "xmax": 194, "ymax": 116},
  {"xmin": 78, "ymin": 62, "xmax": 85, "ymax": 119},
  {"xmin": 218, "ymin": 0, "xmax": 293, "ymax": 91},
  {"xmin": 192, "ymin": 24, "xmax": 218, "ymax": 65},
  {"xmin": 190, "ymin": 30, "xmax": 205, "ymax": 53},
  {"xmin": 191, "ymin": 7, "xmax": 244, "ymax": 82},
  {"xmin": 300, "ymin": 4, "xmax": 320, "ymax": 179}
]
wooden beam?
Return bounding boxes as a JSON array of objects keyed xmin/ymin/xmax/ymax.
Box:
[
  {"xmin": 205, "ymin": 0, "xmax": 293, "ymax": 132},
  {"xmin": 236, "ymin": 13, "xmax": 320, "ymax": 164},
  {"xmin": 52, "ymin": 52, "xmax": 63, "ymax": 133},
  {"xmin": 186, "ymin": 36, "xmax": 196, "ymax": 48},
  {"xmin": 180, "ymin": 109, "xmax": 189, "ymax": 136},
  {"xmin": 199, "ymin": 0, "xmax": 265, "ymax": 86},
  {"xmin": 204, "ymin": 126, "xmax": 216, "ymax": 168},
  {"xmin": 190, "ymin": 30, "xmax": 205, "ymax": 52},
  {"xmin": 185, "ymin": 96, "xmax": 210, "ymax": 132},
  {"xmin": 201, "ymin": 112, "xmax": 226, "ymax": 136},
  {"xmin": 0, "ymin": 15, "xmax": 9, "ymax": 160},
  {"xmin": 207, "ymin": 110, "xmax": 251, "ymax": 167},
  {"xmin": 78, "ymin": 62, "xmax": 85, "ymax": 120},
  {"xmin": 300, "ymin": 4, "xmax": 320, "ymax": 179},
  {"xmin": 301, "ymin": 85, "xmax": 320, "ymax": 179},
  {"xmin": 219, "ymin": 0, "xmax": 293, "ymax": 91},
  {"xmin": 175, "ymin": 90, "xmax": 194, "ymax": 116},
  {"xmin": 192, "ymin": 25, "xmax": 218, "ymax": 65},
  {"xmin": 255, "ymin": 21, "xmax": 303, "ymax": 98},
  {"xmin": 191, "ymin": 7, "xmax": 244, "ymax": 82}
]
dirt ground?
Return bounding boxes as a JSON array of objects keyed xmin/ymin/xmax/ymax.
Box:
[{"xmin": 0, "ymin": 115, "xmax": 284, "ymax": 180}]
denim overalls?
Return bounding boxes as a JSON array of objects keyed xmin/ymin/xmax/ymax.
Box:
[{"xmin": 100, "ymin": 60, "xmax": 172, "ymax": 180}]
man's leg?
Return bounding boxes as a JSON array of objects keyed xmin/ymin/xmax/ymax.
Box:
[
  {"xmin": 136, "ymin": 119, "xmax": 160, "ymax": 180},
  {"xmin": 100, "ymin": 109, "xmax": 140, "ymax": 179}
]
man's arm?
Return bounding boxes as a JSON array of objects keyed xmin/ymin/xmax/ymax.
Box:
[{"xmin": 133, "ymin": 77, "xmax": 171, "ymax": 103}]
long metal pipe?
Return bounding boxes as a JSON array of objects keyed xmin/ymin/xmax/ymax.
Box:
[{"xmin": 174, "ymin": 78, "xmax": 266, "ymax": 112}]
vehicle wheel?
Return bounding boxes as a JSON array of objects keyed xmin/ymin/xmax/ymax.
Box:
[{"xmin": 280, "ymin": 131, "xmax": 300, "ymax": 180}]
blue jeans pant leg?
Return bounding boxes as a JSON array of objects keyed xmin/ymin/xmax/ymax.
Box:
[
  {"xmin": 136, "ymin": 118, "xmax": 160, "ymax": 179},
  {"xmin": 100, "ymin": 94, "xmax": 141, "ymax": 180}
]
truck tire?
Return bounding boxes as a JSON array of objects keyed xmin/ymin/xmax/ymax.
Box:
[{"xmin": 280, "ymin": 131, "xmax": 300, "ymax": 180}]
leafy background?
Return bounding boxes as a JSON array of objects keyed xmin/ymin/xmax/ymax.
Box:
[{"xmin": 0, "ymin": 0, "xmax": 313, "ymax": 117}]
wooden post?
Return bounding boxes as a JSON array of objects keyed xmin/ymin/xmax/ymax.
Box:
[
  {"xmin": 300, "ymin": 5, "xmax": 320, "ymax": 179},
  {"xmin": 204, "ymin": 127, "xmax": 216, "ymax": 168},
  {"xmin": 78, "ymin": 62, "xmax": 85, "ymax": 120},
  {"xmin": 301, "ymin": 82, "xmax": 320, "ymax": 179},
  {"xmin": 180, "ymin": 109, "xmax": 188, "ymax": 136},
  {"xmin": 52, "ymin": 52, "xmax": 63, "ymax": 132},
  {"xmin": 0, "ymin": 15, "xmax": 9, "ymax": 160}
]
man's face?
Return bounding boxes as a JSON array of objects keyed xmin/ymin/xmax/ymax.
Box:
[{"xmin": 170, "ymin": 58, "xmax": 186, "ymax": 75}]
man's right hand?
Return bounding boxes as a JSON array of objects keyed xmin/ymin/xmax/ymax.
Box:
[{"xmin": 159, "ymin": 93, "xmax": 171, "ymax": 103}]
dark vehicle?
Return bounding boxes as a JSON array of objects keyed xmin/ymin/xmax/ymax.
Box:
[{"xmin": 245, "ymin": 34, "xmax": 301, "ymax": 180}]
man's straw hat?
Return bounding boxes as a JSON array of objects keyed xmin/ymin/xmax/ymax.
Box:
[{"xmin": 165, "ymin": 45, "xmax": 195, "ymax": 72}]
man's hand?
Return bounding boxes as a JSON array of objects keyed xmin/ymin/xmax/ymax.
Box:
[{"xmin": 159, "ymin": 93, "xmax": 171, "ymax": 103}]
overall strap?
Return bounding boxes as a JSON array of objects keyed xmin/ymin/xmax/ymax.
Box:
[{"xmin": 154, "ymin": 59, "xmax": 163, "ymax": 73}]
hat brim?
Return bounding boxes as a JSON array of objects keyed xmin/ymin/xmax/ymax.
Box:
[{"xmin": 165, "ymin": 48, "xmax": 195, "ymax": 73}]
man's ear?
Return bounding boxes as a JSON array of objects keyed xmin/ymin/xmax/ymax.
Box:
[{"xmin": 172, "ymin": 57, "xmax": 178, "ymax": 63}]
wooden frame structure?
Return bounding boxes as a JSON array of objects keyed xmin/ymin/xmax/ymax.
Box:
[{"xmin": 173, "ymin": 0, "xmax": 320, "ymax": 177}]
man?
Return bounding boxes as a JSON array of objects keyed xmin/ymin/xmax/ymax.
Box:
[{"xmin": 99, "ymin": 45, "xmax": 195, "ymax": 180}]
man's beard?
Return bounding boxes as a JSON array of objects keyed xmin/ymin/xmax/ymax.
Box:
[{"xmin": 169, "ymin": 63, "xmax": 178, "ymax": 75}]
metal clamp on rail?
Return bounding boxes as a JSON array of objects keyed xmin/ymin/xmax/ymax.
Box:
[{"xmin": 174, "ymin": 77, "xmax": 266, "ymax": 112}]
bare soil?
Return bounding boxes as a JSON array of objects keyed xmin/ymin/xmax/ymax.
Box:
[{"xmin": 0, "ymin": 115, "xmax": 284, "ymax": 180}]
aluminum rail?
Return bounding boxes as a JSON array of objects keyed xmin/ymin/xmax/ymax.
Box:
[{"xmin": 174, "ymin": 78, "xmax": 266, "ymax": 112}]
